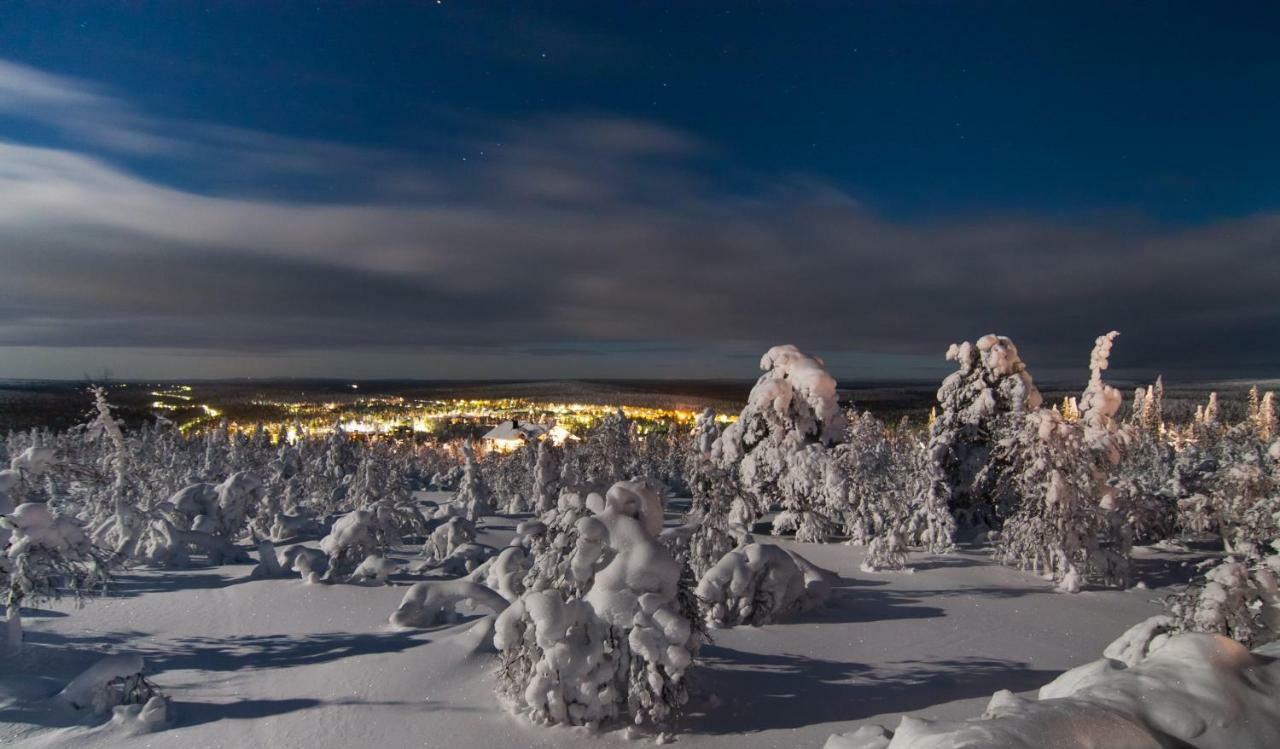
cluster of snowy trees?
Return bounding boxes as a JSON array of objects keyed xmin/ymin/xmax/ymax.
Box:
[
  {"xmin": 0, "ymin": 388, "xmax": 748, "ymax": 734},
  {"xmin": 695, "ymin": 338, "xmax": 1121, "ymax": 588},
  {"xmin": 695, "ymin": 336, "xmax": 1280, "ymax": 626},
  {"xmin": 4, "ymin": 333, "xmax": 1280, "ymax": 736}
]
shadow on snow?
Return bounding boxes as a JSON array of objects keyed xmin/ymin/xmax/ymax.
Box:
[{"xmin": 685, "ymin": 645, "xmax": 1058, "ymax": 734}]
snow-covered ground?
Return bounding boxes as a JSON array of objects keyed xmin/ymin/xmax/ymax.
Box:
[{"xmin": 0, "ymin": 495, "xmax": 1204, "ymax": 749}]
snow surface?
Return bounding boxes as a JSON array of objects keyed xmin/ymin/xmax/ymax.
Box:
[
  {"xmin": 1, "ymin": 494, "xmax": 1198, "ymax": 749},
  {"xmin": 826, "ymin": 633, "xmax": 1280, "ymax": 749}
]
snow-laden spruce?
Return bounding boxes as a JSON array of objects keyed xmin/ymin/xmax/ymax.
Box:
[
  {"xmin": 521, "ymin": 489, "xmax": 600, "ymax": 595},
  {"xmin": 927, "ymin": 334, "xmax": 1042, "ymax": 530},
  {"xmin": 494, "ymin": 480, "xmax": 696, "ymax": 729},
  {"xmin": 531, "ymin": 439, "xmax": 560, "ymax": 513},
  {"xmin": 990, "ymin": 408, "xmax": 1131, "ymax": 592},
  {"xmin": 683, "ymin": 407, "xmax": 752, "ymax": 578},
  {"xmin": 451, "ymin": 441, "xmax": 493, "ymax": 522},
  {"xmin": 713, "ymin": 345, "xmax": 846, "ymax": 541},
  {"xmin": 836, "ymin": 412, "xmax": 950, "ymax": 568}
]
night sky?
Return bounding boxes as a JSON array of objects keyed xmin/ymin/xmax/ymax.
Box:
[{"xmin": 1, "ymin": 2, "xmax": 1278, "ymax": 382}]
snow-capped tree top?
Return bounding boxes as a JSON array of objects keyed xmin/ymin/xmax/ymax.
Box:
[
  {"xmin": 938, "ymin": 334, "xmax": 1042, "ymax": 422},
  {"xmin": 691, "ymin": 408, "xmax": 720, "ymax": 456},
  {"xmin": 715, "ymin": 345, "xmax": 845, "ymax": 465},
  {"xmin": 85, "ymin": 387, "xmax": 127, "ymax": 453},
  {"xmin": 1080, "ymin": 331, "xmax": 1123, "ymax": 434},
  {"xmin": 604, "ymin": 479, "xmax": 666, "ymax": 538},
  {"xmin": 3, "ymin": 502, "xmax": 92, "ymax": 558},
  {"xmin": 756, "ymin": 344, "xmax": 843, "ymax": 439},
  {"xmin": 1088, "ymin": 330, "xmax": 1119, "ymax": 377},
  {"xmin": 320, "ymin": 509, "xmax": 376, "ymax": 557}
]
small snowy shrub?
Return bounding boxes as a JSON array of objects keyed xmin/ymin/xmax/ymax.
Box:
[
  {"xmin": 391, "ymin": 580, "xmax": 510, "ymax": 628},
  {"xmin": 420, "ymin": 516, "xmax": 477, "ymax": 564},
  {"xmin": 319, "ymin": 509, "xmax": 378, "ymax": 581},
  {"xmin": 3, "ymin": 502, "xmax": 106, "ymax": 654},
  {"xmin": 1166, "ymin": 550, "xmax": 1280, "ymax": 648},
  {"xmin": 695, "ymin": 543, "xmax": 834, "ymax": 628}
]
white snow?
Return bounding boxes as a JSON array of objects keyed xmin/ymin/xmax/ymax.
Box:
[
  {"xmin": 391, "ymin": 579, "xmax": 510, "ymax": 628},
  {"xmin": 826, "ymin": 633, "xmax": 1280, "ymax": 749},
  {"xmin": 2, "ymin": 517, "xmax": 1189, "ymax": 749},
  {"xmin": 696, "ymin": 542, "xmax": 834, "ymax": 627},
  {"xmin": 57, "ymin": 654, "xmax": 146, "ymax": 711}
]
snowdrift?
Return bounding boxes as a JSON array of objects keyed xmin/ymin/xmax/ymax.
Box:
[{"xmin": 825, "ymin": 632, "xmax": 1280, "ymax": 749}]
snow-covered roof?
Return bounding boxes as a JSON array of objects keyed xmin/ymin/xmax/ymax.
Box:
[{"xmin": 481, "ymin": 419, "xmax": 549, "ymax": 443}]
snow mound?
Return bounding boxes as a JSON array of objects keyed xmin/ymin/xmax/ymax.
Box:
[
  {"xmin": 110, "ymin": 695, "xmax": 171, "ymax": 735},
  {"xmin": 352, "ymin": 553, "xmax": 400, "ymax": 584},
  {"xmin": 58, "ymin": 654, "xmax": 146, "ymax": 710},
  {"xmin": 390, "ymin": 580, "xmax": 510, "ymax": 628},
  {"xmin": 825, "ymin": 633, "xmax": 1280, "ymax": 749},
  {"xmin": 696, "ymin": 542, "xmax": 834, "ymax": 627}
]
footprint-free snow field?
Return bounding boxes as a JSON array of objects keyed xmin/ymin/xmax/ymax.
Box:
[{"xmin": 2, "ymin": 508, "xmax": 1195, "ymax": 749}]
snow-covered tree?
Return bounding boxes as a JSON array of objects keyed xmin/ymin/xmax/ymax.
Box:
[
  {"xmin": 531, "ymin": 440, "xmax": 560, "ymax": 514},
  {"xmin": 522, "ymin": 490, "xmax": 600, "ymax": 595},
  {"xmin": 560, "ymin": 409, "xmax": 636, "ymax": 492},
  {"xmin": 991, "ymin": 409, "xmax": 1131, "ymax": 592},
  {"xmin": 170, "ymin": 472, "xmax": 264, "ymax": 541},
  {"xmin": 3, "ymin": 503, "xmax": 106, "ymax": 654},
  {"xmin": 420, "ymin": 516, "xmax": 477, "ymax": 565},
  {"xmin": 454, "ymin": 441, "xmax": 493, "ymax": 522},
  {"xmin": 494, "ymin": 480, "xmax": 696, "ymax": 730},
  {"xmin": 927, "ymin": 334, "xmax": 1043, "ymax": 529},
  {"xmin": 1166, "ymin": 551, "xmax": 1280, "ymax": 648},
  {"xmin": 1204, "ymin": 392, "xmax": 1221, "ymax": 426},
  {"xmin": 908, "ymin": 445, "xmax": 959, "ymax": 555},
  {"xmin": 1258, "ymin": 391, "xmax": 1277, "ymax": 442},
  {"xmin": 680, "ymin": 409, "xmax": 751, "ymax": 579},
  {"xmin": 318, "ymin": 509, "xmax": 379, "ymax": 581},
  {"xmin": 486, "ymin": 443, "xmax": 536, "ymax": 515},
  {"xmin": 696, "ymin": 542, "xmax": 833, "ymax": 627},
  {"xmin": 833, "ymin": 412, "xmax": 950, "ymax": 564},
  {"xmin": 712, "ymin": 345, "xmax": 846, "ymax": 541},
  {"xmin": 1079, "ymin": 331, "xmax": 1125, "ymax": 451}
]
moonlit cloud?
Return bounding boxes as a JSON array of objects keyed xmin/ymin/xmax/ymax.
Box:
[{"xmin": 0, "ymin": 58, "xmax": 1277, "ymax": 380}]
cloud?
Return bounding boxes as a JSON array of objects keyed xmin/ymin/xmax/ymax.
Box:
[{"xmin": 0, "ymin": 59, "xmax": 1277, "ymax": 379}]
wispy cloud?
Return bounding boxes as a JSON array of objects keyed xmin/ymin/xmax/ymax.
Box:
[{"xmin": 0, "ymin": 58, "xmax": 1277, "ymax": 378}]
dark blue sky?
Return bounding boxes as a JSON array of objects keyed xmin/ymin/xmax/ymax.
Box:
[{"xmin": 1, "ymin": 2, "xmax": 1278, "ymax": 381}]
